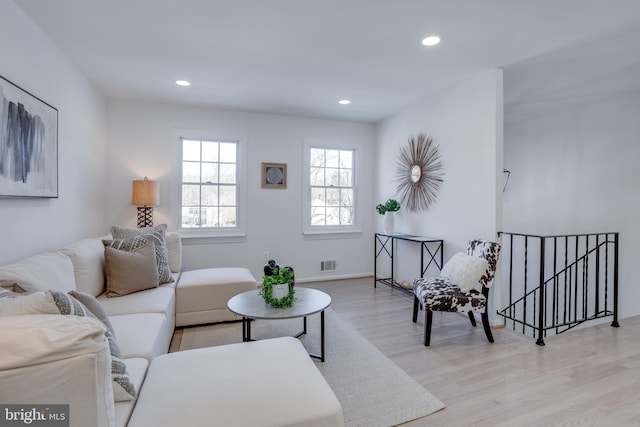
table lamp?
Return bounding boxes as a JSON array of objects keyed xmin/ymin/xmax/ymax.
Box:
[{"xmin": 132, "ymin": 177, "xmax": 159, "ymax": 227}]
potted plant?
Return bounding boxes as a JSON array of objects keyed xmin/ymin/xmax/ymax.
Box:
[
  {"xmin": 376, "ymin": 199, "xmax": 400, "ymax": 234},
  {"xmin": 260, "ymin": 264, "xmax": 296, "ymax": 308}
]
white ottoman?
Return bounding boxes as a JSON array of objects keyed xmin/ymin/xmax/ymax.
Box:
[
  {"xmin": 127, "ymin": 337, "xmax": 344, "ymax": 427},
  {"xmin": 176, "ymin": 267, "xmax": 257, "ymax": 327}
]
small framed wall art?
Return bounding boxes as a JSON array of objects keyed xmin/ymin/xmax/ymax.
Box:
[
  {"xmin": 261, "ymin": 162, "xmax": 287, "ymax": 189},
  {"xmin": 0, "ymin": 75, "xmax": 58, "ymax": 198}
]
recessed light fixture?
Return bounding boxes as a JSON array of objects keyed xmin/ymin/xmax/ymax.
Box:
[
  {"xmin": 175, "ymin": 80, "xmax": 191, "ymax": 87},
  {"xmin": 421, "ymin": 36, "xmax": 441, "ymax": 46},
  {"xmin": 338, "ymin": 99, "xmax": 351, "ymax": 105}
]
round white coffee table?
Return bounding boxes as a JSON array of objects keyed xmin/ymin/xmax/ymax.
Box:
[{"xmin": 227, "ymin": 287, "xmax": 331, "ymax": 362}]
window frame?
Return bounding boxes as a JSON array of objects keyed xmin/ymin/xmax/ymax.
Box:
[
  {"xmin": 172, "ymin": 131, "xmax": 247, "ymax": 242},
  {"xmin": 302, "ymin": 140, "xmax": 361, "ymax": 236}
]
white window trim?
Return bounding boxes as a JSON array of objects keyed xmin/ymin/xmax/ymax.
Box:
[
  {"xmin": 302, "ymin": 139, "xmax": 361, "ymax": 237},
  {"xmin": 170, "ymin": 130, "xmax": 248, "ymax": 243}
]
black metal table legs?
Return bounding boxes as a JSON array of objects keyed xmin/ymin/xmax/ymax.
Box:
[{"xmin": 241, "ymin": 311, "xmax": 326, "ymax": 362}]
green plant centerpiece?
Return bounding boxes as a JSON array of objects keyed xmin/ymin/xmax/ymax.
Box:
[
  {"xmin": 260, "ymin": 265, "xmax": 296, "ymax": 308},
  {"xmin": 376, "ymin": 199, "xmax": 400, "ymax": 215},
  {"xmin": 376, "ymin": 199, "xmax": 401, "ymax": 234}
]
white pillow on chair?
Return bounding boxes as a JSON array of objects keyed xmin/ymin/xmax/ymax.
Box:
[{"xmin": 440, "ymin": 252, "xmax": 488, "ymax": 293}]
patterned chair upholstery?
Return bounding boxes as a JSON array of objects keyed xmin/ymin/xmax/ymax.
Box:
[{"xmin": 412, "ymin": 239, "xmax": 501, "ymax": 346}]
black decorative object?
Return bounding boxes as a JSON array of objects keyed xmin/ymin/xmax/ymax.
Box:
[
  {"xmin": 263, "ymin": 259, "xmax": 280, "ymax": 277},
  {"xmin": 395, "ymin": 133, "xmax": 444, "ymax": 212}
]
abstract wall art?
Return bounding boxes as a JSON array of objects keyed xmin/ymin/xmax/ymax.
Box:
[{"xmin": 0, "ymin": 75, "xmax": 58, "ymax": 198}]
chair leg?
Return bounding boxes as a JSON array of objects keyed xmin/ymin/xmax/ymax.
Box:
[
  {"xmin": 412, "ymin": 296, "xmax": 419, "ymax": 323},
  {"xmin": 424, "ymin": 310, "xmax": 433, "ymax": 346},
  {"xmin": 468, "ymin": 311, "xmax": 477, "ymax": 327},
  {"xmin": 481, "ymin": 313, "xmax": 494, "ymax": 343}
]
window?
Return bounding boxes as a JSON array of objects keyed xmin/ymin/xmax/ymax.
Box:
[
  {"xmin": 180, "ymin": 138, "xmax": 238, "ymax": 229},
  {"xmin": 308, "ymin": 147, "xmax": 355, "ymax": 228}
]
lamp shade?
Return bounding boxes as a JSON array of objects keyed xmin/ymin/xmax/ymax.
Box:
[{"xmin": 132, "ymin": 177, "xmax": 159, "ymax": 206}]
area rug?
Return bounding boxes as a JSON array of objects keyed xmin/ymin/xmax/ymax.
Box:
[{"xmin": 179, "ymin": 308, "xmax": 445, "ymax": 427}]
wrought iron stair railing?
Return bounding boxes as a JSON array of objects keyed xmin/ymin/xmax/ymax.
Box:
[{"xmin": 497, "ymin": 232, "xmax": 619, "ymax": 346}]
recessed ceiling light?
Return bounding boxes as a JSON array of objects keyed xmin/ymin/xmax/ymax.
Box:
[
  {"xmin": 338, "ymin": 99, "xmax": 351, "ymax": 105},
  {"xmin": 421, "ymin": 36, "xmax": 441, "ymax": 46},
  {"xmin": 175, "ymin": 80, "xmax": 191, "ymax": 86}
]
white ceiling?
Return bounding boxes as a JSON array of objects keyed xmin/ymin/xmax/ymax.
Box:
[{"xmin": 14, "ymin": 0, "xmax": 640, "ymax": 123}]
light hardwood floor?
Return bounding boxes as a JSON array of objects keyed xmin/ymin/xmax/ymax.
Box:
[{"xmin": 171, "ymin": 277, "xmax": 640, "ymax": 426}]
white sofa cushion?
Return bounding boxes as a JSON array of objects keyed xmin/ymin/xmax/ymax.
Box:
[
  {"xmin": 166, "ymin": 232, "xmax": 182, "ymax": 273},
  {"xmin": 0, "ymin": 314, "xmax": 107, "ymax": 370},
  {"xmin": 128, "ymin": 337, "xmax": 344, "ymax": 427},
  {"xmin": 58, "ymin": 237, "xmax": 107, "ymax": 297},
  {"xmin": 0, "ymin": 288, "xmax": 52, "ymax": 315},
  {"xmin": 98, "ymin": 286, "xmax": 175, "ymax": 317},
  {"xmin": 0, "ymin": 314, "xmax": 115, "ymax": 427},
  {"xmin": 0, "ymin": 251, "xmax": 76, "ymax": 293},
  {"xmin": 109, "ymin": 313, "xmax": 172, "ymax": 361},
  {"xmin": 0, "ymin": 289, "xmax": 137, "ymax": 401},
  {"xmin": 175, "ymin": 267, "xmax": 257, "ymax": 326}
]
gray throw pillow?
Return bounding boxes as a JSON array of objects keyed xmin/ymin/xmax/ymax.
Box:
[
  {"xmin": 69, "ymin": 290, "xmax": 115, "ymax": 337},
  {"xmin": 103, "ymin": 241, "xmax": 160, "ymax": 297},
  {"xmin": 108, "ymin": 225, "xmax": 172, "ymax": 284}
]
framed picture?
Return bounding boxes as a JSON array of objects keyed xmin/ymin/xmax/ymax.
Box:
[
  {"xmin": 261, "ymin": 162, "xmax": 287, "ymax": 189},
  {"xmin": 0, "ymin": 75, "xmax": 58, "ymax": 198}
]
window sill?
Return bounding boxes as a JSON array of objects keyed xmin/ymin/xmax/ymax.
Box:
[
  {"xmin": 302, "ymin": 228, "xmax": 362, "ymax": 240},
  {"xmin": 180, "ymin": 230, "xmax": 247, "ymax": 245}
]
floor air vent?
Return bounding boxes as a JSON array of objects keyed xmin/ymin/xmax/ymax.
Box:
[{"xmin": 320, "ymin": 260, "xmax": 336, "ymax": 272}]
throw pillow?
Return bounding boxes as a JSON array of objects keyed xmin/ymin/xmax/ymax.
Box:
[
  {"xmin": 47, "ymin": 290, "xmax": 137, "ymax": 401},
  {"xmin": 0, "ymin": 251, "xmax": 76, "ymax": 293},
  {"xmin": 69, "ymin": 290, "xmax": 116, "ymax": 337},
  {"xmin": 103, "ymin": 241, "xmax": 159, "ymax": 297},
  {"xmin": 108, "ymin": 225, "xmax": 173, "ymax": 284},
  {"xmin": 0, "ymin": 287, "xmax": 50, "ymax": 315},
  {"xmin": 0, "ymin": 289, "xmax": 136, "ymax": 401},
  {"xmin": 440, "ymin": 252, "xmax": 489, "ymax": 293}
]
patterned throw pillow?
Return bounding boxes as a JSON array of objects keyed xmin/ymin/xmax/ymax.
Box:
[
  {"xmin": 108, "ymin": 225, "xmax": 173, "ymax": 284},
  {"xmin": 0, "ymin": 288, "xmax": 137, "ymax": 402},
  {"xmin": 47, "ymin": 290, "xmax": 136, "ymax": 401}
]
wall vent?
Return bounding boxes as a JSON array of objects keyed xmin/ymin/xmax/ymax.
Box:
[{"xmin": 320, "ymin": 260, "xmax": 336, "ymax": 272}]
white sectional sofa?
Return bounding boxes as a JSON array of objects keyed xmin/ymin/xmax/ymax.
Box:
[{"xmin": 0, "ymin": 231, "xmax": 344, "ymax": 427}]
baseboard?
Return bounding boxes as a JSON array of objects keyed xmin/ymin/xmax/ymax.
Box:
[{"xmin": 296, "ymin": 273, "xmax": 373, "ymax": 284}]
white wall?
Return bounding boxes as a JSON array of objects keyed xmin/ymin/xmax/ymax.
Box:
[
  {"xmin": 0, "ymin": 1, "xmax": 107, "ymax": 265},
  {"xmin": 374, "ymin": 70, "xmax": 504, "ymax": 315},
  {"xmin": 504, "ymin": 91, "xmax": 640, "ymax": 319},
  {"xmin": 105, "ymin": 99, "xmax": 375, "ymax": 282}
]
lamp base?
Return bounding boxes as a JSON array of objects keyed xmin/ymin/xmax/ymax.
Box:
[{"xmin": 137, "ymin": 206, "xmax": 154, "ymax": 228}]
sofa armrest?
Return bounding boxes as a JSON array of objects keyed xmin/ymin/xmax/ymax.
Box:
[{"xmin": 0, "ymin": 315, "xmax": 115, "ymax": 427}]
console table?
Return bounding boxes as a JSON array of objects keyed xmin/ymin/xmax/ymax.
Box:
[{"xmin": 374, "ymin": 233, "xmax": 444, "ymax": 295}]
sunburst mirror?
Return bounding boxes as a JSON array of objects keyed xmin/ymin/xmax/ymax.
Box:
[{"xmin": 395, "ymin": 133, "xmax": 444, "ymax": 212}]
